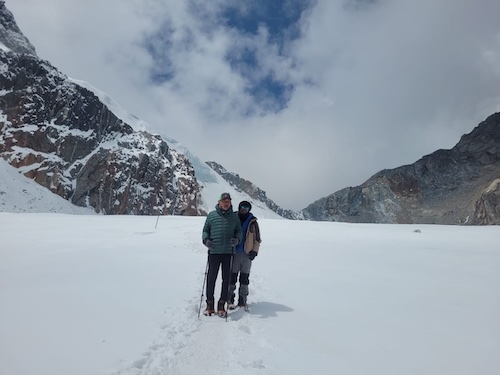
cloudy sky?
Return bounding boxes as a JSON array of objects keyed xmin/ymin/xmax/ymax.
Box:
[{"xmin": 7, "ymin": 0, "xmax": 500, "ymax": 210}]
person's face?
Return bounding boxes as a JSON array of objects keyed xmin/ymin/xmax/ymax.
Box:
[
  {"xmin": 239, "ymin": 205, "xmax": 250, "ymax": 214},
  {"xmin": 219, "ymin": 198, "xmax": 231, "ymax": 210}
]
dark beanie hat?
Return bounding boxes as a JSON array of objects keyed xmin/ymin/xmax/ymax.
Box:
[
  {"xmin": 238, "ymin": 200, "xmax": 252, "ymax": 211},
  {"xmin": 219, "ymin": 192, "xmax": 231, "ymax": 201}
]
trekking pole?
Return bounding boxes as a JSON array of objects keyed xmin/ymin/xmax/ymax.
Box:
[
  {"xmin": 226, "ymin": 247, "xmax": 235, "ymax": 322},
  {"xmin": 155, "ymin": 197, "xmax": 163, "ymax": 229},
  {"xmin": 155, "ymin": 214, "xmax": 160, "ymax": 229},
  {"xmin": 198, "ymin": 254, "xmax": 210, "ymax": 319}
]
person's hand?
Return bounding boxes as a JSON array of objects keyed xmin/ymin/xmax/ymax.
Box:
[
  {"xmin": 248, "ymin": 250, "xmax": 257, "ymax": 260},
  {"xmin": 229, "ymin": 237, "xmax": 239, "ymax": 247},
  {"xmin": 203, "ymin": 238, "xmax": 214, "ymax": 249}
]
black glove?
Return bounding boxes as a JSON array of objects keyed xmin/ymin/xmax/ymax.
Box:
[
  {"xmin": 229, "ymin": 237, "xmax": 239, "ymax": 247},
  {"xmin": 248, "ymin": 250, "xmax": 257, "ymax": 260},
  {"xmin": 203, "ymin": 238, "xmax": 214, "ymax": 249}
]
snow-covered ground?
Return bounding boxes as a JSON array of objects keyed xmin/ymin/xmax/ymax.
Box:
[
  {"xmin": 1, "ymin": 213, "xmax": 499, "ymax": 375},
  {"xmin": 0, "ymin": 159, "xmax": 94, "ymax": 215}
]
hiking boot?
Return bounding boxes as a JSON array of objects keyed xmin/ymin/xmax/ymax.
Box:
[
  {"xmin": 238, "ymin": 296, "xmax": 247, "ymax": 309},
  {"xmin": 228, "ymin": 294, "xmax": 236, "ymax": 310},
  {"xmin": 217, "ymin": 300, "xmax": 227, "ymax": 317},
  {"xmin": 203, "ymin": 300, "xmax": 214, "ymax": 316}
]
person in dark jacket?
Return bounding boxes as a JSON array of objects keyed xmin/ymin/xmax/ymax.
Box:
[
  {"xmin": 228, "ymin": 200, "xmax": 261, "ymax": 310},
  {"xmin": 202, "ymin": 192, "xmax": 242, "ymax": 317}
]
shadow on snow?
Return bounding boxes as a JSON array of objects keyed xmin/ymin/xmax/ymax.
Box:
[{"xmin": 245, "ymin": 301, "xmax": 294, "ymax": 319}]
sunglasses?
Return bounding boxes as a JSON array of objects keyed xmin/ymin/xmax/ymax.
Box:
[{"xmin": 240, "ymin": 205, "xmax": 250, "ymax": 211}]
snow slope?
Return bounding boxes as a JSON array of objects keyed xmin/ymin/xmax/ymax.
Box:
[
  {"xmin": 0, "ymin": 213, "xmax": 499, "ymax": 375},
  {"xmin": 161, "ymin": 135, "xmax": 282, "ymax": 219},
  {"xmin": 0, "ymin": 159, "xmax": 94, "ymax": 214},
  {"xmin": 70, "ymin": 78, "xmax": 282, "ymax": 218},
  {"xmin": 69, "ymin": 78, "xmax": 150, "ymax": 133}
]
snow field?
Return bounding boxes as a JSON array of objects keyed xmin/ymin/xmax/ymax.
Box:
[{"xmin": 0, "ymin": 213, "xmax": 499, "ymax": 375}]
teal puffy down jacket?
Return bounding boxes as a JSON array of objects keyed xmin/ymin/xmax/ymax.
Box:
[{"xmin": 202, "ymin": 205, "xmax": 242, "ymax": 254}]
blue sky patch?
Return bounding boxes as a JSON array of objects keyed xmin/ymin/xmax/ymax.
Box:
[
  {"xmin": 143, "ymin": 25, "xmax": 176, "ymax": 84},
  {"xmin": 142, "ymin": 1, "xmax": 314, "ymax": 114},
  {"xmin": 247, "ymin": 75, "xmax": 293, "ymax": 111},
  {"xmin": 222, "ymin": 0, "xmax": 314, "ymax": 45},
  {"xmin": 220, "ymin": 1, "xmax": 313, "ymax": 112}
]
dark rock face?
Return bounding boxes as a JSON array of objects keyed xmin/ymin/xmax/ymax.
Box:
[
  {"xmin": 206, "ymin": 161, "xmax": 302, "ymax": 220},
  {"xmin": 303, "ymin": 113, "xmax": 500, "ymax": 224},
  {"xmin": 0, "ymin": 3, "xmax": 203, "ymax": 215}
]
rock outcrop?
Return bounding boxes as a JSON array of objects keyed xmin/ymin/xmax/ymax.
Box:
[{"xmin": 470, "ymin": 178, "xmax": 500, "ymax": 225}]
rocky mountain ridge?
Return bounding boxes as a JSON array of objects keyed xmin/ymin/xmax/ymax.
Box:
[
  {"xmin": 206, "ymin": 161, "xmax": 302, "ymax": 220},
  {"xmin": 0, "ymin": 1, "xmax": 35, "ymax": 55},
  {"xmin": 0, "ymin": 2, "xmax": 203, "ymax": 215},
  {"xmin": 0, "ymin": 2, "xmax": 286, "ymax": 218},
  {"xmin": 302, "ymin": 112, "xmax": 500, "ymax": 224}
]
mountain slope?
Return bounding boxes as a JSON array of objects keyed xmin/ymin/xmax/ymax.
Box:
[
  {"xmin": 75, "ymin": 81, "xmax": 284, "ymax": 219},
  {"xmin": 0, "ymin": 2, "xmax": 202, "ymax": 215},
  {"xmin": 0, "ymin": 159, "xmax": 93, "ymax": 214},
  {"xmin": 0, "ymin": 2, "xmax": 35, "ymax": 55},
  {"xmin": 303, "ymin": 112, "xmax": 500, "ymax": 224},
  {"xmin": 206, "ymin": 161, "xmax": 301, "ymax": 219},
  {"xmin": 0, "ymin": 2, "xmax": 287, "ymax": 218}
]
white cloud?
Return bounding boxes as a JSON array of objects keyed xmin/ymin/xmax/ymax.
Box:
[{"xmin": 6, "ymin": 0, "xmax": 500, "ymax": 209}]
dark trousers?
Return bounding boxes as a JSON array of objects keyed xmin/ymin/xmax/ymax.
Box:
[{"xmin": 206, "ymin": 253, "xmax": 232, "ymax": 303}]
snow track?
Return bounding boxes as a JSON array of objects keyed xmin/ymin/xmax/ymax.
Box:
[{"xmin": 115, "ymin": 295, "xmax": 270, "ymax": 374}]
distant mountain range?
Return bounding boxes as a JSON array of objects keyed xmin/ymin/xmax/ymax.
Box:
[
  {"xmin": 1, "ymin": 2, "xmax": 498, "ymax": 224},
  {"xmin": 302, "ymin": 114, "xmax": 500, "ymax": 225}
]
